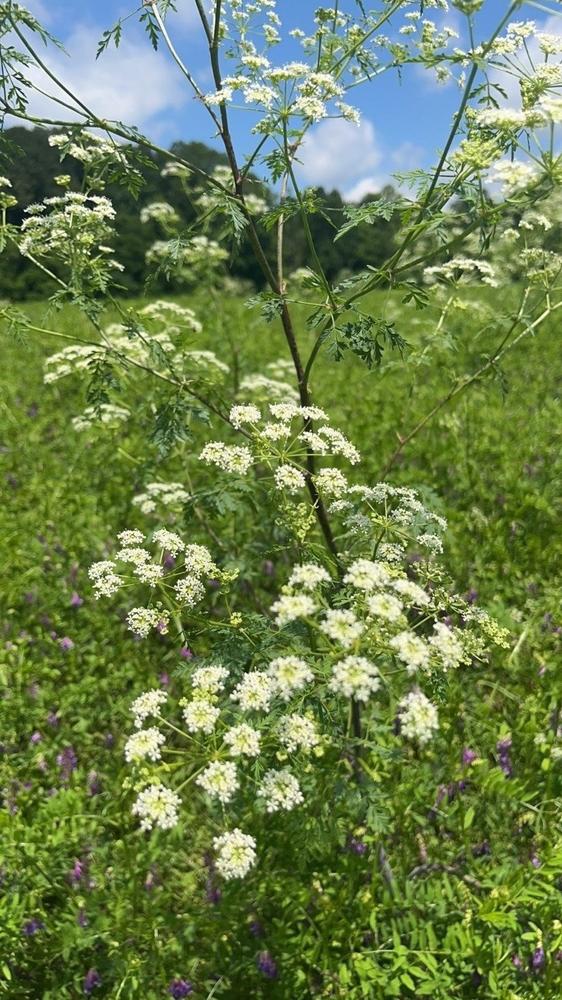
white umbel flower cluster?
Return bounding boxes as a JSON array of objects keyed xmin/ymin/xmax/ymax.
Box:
[
  {"xmin": 277, "ymin": 714, "xmax": 319, "ymax": 753},
  {"xmin": 330, "ymin": 656, "xmax": 381, "ymax": 702},
  {"xmin": 258, "ymin": 768, "xmax": 304, "ymax": 812},
  {"xmin": 196, "ymin": 761, "xmax": 239, "ymax": 803},
  {"xmin": 213, "ymin": 829, "xmax": 257, "ymax": 879},
  {"xmin": 132, "ymin": 784, "xmax": 181, "ymax": 831},
  {"xmin": 231, "ymin": 671, "xmax": 275, "ymax": 711},
  {"xmin": 124, "ymin": 726, "xmax": 165, "ymax": 763},
  {"xmin": 268, "ymin": 655, "xmax": 314, "ymax": 700},
  {"xmin": 224, "ymin": 723, "xmax": 261, "ymax": 757},
  {"xmin": 131, "ymin": 689, "xmax": 168, "ymax": 727},
  {"xmin": 398, "ymin": 690, "xmax": 439, "ymax": 745},
  {"xmin": 183, "ymin": 699, "xmax": 221, "ymax": 734}
]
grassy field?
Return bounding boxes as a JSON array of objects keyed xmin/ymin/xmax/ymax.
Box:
[{"xmin": 1, "ymin": 288, "xmax": 562, "ymax": 997}]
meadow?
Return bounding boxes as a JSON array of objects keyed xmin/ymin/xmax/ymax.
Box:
[{"xmin": 2, "ymin": 287, "xmax": 562, "ymax": 998}]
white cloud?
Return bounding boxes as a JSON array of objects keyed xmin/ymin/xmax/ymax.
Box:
[
  {"xmin": 297, "ymin": 118, "xmax": 383, "ymax": 191},
  {"xmin": 24, "ymin": 24, "xmax": 188, "ymax": 131}
]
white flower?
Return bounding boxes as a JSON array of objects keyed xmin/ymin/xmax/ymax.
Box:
[
  {"xmin": 224, "ymin": 723, "xmax": 261, "ymax": 758},
  {"xmin": 315, "ymin": 467, "xmax": 348, "ymax": 498},
  {"xmin": 270, "ymin": 593, "xmax": 317, "ymax": 627},
  {"xmin": 229, "ymin": 404, "xmax": 261, "ymax": 428},
  {"xmin": 88, "ymin": 560, "xmax": 122, "ymax": 598},
  {"xmin": 183, "ymin": 699, "xmax": 220, "ymax": 734},
  {"xmin": 429, "ymin": 622, "xmax": 464, "ymax": 670},
  {"xmin": 277, "ymin": 714, "xmax": 319, "ymax": 753},
  {"xmin": 259, "ymin": 422, "xmax": 291, "ymax": 441},
  {"xmin": 127, "ymin": 607, "xmax": 170, "ymax": 638},
  {"xmin": 199, "ymin": 442, "xmax": 253, "ymax": 475},
  {"xmin": 152, "ymin": 529, "xmax": 185, "ymax": 556},
  {"xmin": 270, "ymin": 402, "xmax": 299, "ymax": 421},
  {"xmin": 317, "ymin": 426, "xmax": 361, "ymax": 464},
  {"xmin": 117, "ymin": 529, "xmax": 145, "ymax": 546},
  {"xmin": 274, "ymin": 464, "xmax": 306, "ymax": 493},
  {"xmin": 131, "ymin": 688, "xmax": 168, "ymax": 727},
  {"xmin": 134, "ymin": 562, "xmax": 165, "ymax": 586},
  {"xmin": 132, "ymin": 783, "xmax": 180, "ymax": 831},
  {"xmin": 115, "ymin": 546, "xmax": 151, "ymax": 566},
  {"xmin": 191, "ymin": 665, "xmax": 229, "ymax": 694},
  {"xmin": 258, "ymin": 768, "xmax": 304, "ymax": 812},
  {"xmin": 391, "ymin": 578, "xmax": 430, "ymax": 607},
  {"xmin": 330, "ymin": 656, "xmax": 380, "ymax": 702},
  {"xmin": 321, "ymin": 609, "xmax": 364, "ymax": 648},
  {"xmin": 213, "ymin": 828, "xmax": 257, "ymax": 879},
  {"xmin": 367, "ymin": 593, "xmax": 404, "ymax": 623},
  {"xmin": 174, "ymin": 576, "xmax": 206, "ymax": 607},
  {"xmin": 288, "ymin": 563, "xmax": 331, "ymax": 590},
  {"xmin": 183, "ymin": 543, "xmax": 217, "ymax": 577},
  {"xmin": 124, "ymin": 726, "xmax": 165, "ymax": 763},
  {"xmin": 268, "ymin": 655, "xmax": 314, "ymax": 700},
  {"xmin": 196, "ymin": 761, "xmax": 239, "ymax": 803},
  {"xmin": 231, "ymin": 671, "xmax": 275, "ymax": 711},
  {"xmin": 390, "ymin": 631, "xmax": 431, "ymax": 674},
  {"xmin": 398, "ymin": 690, "xmax": 439, "ymax": 745},
  {"xmin": 344, "ymin": 559, "xmax": 391, "ymax": 591}
]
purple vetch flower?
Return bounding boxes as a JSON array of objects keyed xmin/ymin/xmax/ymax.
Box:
[
  {"xmin": 59, "ymin": 636, "xmax": 75, "ymax": 652},
  {"xmin": 347, "ymin": 836, "xmax": 368, "ymax": 856},
  {"xmin": 30, "ymin": 731, "xmax": 42, "ymax": 745},
  {"xmin": 466, "ymin": 588, "xmax": 478, "ymax": 604},
  {"xmin": 144, "ymin": 867, "xmax": 160, "ymax": 892},
  {"xmin": 24, "ymin": 591, "xmax": 37, "ymax": 604},
  {"xmin": 205, "ymin": 879, "xmax": 221, "ymax": 905},
  {"xmin": 496, "ymin": 736, "xmax": 513, "ymax": 777},
  {"xmin": 77, "ymin": 908, "xmax": 88, "ymax": 927},
  {"xmin": 530, "ymin": 852, "xmax": 541, "ymax": 868},
  {"xmin": 22, "ymin": 917, "xmax": 44, "ymax": 936},
  {"xmin": 512, "ymin": 954, "xmax": 524, "ymax": 971},
  {"xmin": 57, "ymin": 746, "xmax": 78, "ymax": 781},
  {"xmin": 462, "ymin": 747, "xmax": 478, "ymax": 766},
  {"xmin": 179, "ymin": 646, "xmax": 194, "ymax": 660},
  {"xmin": 69, "ymin": 859, "xmax": 85, "ymax": 887},
  {"xmin": 262, "ymin": 559, "xmax": 275, "ymax": 576},
  {"xmin": 257, "ymin": 951, "xmax": 278, "ymax": 979},
  {"xmin": 47, "ymin": 711, "xmax": 60, "ymax": 728},
  {"xmin": 472, "ymin": 840, "xmax": 491, "ymax": 857},
  {"xmin": 163, "ymin": 552, "xmax": 176, "ymax": 570},
  {"xmin": 104, "ymin": 733, "xmax": 115, "ymax": 748},
  {"xmin": 87, "ymin": 770, "xmax": 102, "ymax": 796},
  {"xmin": 249, "ymin": 919, "xmax": 264, "ymax": 938},
  {"xmin": 83, "ymin": 968, "xmax": 101, "ymax": 994},
  {"xmin": 70, "ymin": 591, "xmax": 84, "ymax": 608},
  {"xmin": 531, "ymin": 947, "xmax": 545, "ymax": 972},
  {"xmin": 159, "ymin": 672, "xmax": 170, "ymax": 687},
  {"xmin": 168, "ymin": 980, "xmax": 193, "ymax": 998}
]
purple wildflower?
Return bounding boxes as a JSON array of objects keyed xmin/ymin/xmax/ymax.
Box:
[
  {"xmin": 83, "ymin": 969, "xmax": 101, "ymax": 994},
  {"xmin": 70, "ymin": 592, "xmax": 84, "ymax": 608},
  {"xmin": 30, "ymin": 731, "xmax": 42, "ymax": 745},
  {"xmin": 22, "ymin": 917, "xmax": 44, "ymax": 936},
  {"xmin": 531, "ymin": 947, "xmax": 545, "ymax": 972},
  {"xmin": 262, "ymin": 559, "xmax": 275, "ymax": 576},
  {"xmin": 77, "ymin": 908, "xmax": 88, "ymax": 927},
  {"xmin": 168, "ymin": 980, "xmax": 193, "ymax": 998},
  {"xmin": 179, "ymin": 646, "xmax": 194, "ymax": 660},
  {"xmin": 47, "ymin": 711, "xmax": 60, "ymax": 728},
  {"xmin": 257, "ymin": 951, "xmax": 278, "ymax": 979},
  {"xmin": 496, "ymin": 736, "xmax": 513, "ymax": 778},
  {"xmin": 59, "ymin": 636, "xmax": 75, "ymax": 652},
  {"xmin": 462, "ymin": 747, "xmax": 478, "ymax": 766},
  {"xmin": 57, "ymin": 746, "xmax": 78, "ymax": 781},
  {"xmin": 159, "ymin": 672, "xmax": 170, "ymax": 687},
  {"xmin": 87, "ymin": 770, "xmax": 102, "ymax": 796}
]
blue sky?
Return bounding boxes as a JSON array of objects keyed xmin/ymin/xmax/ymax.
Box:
[{"xmin": 20, "ymin": 1, "xmax": 562, "ymax": 198}]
